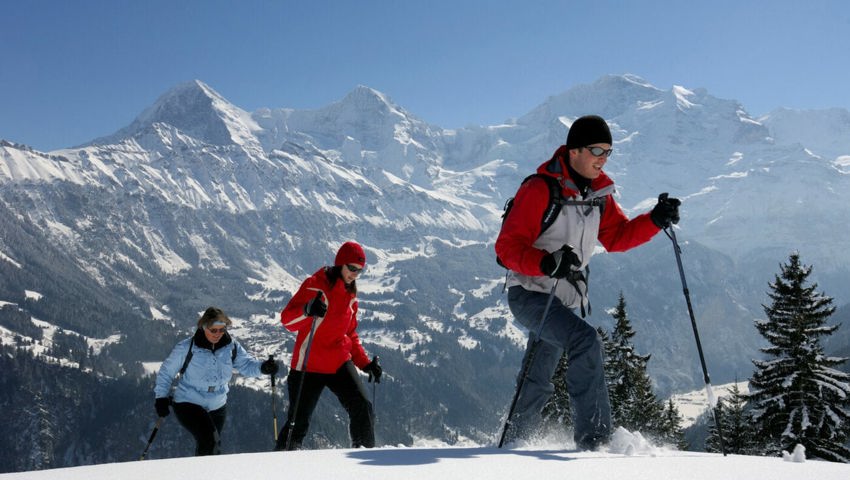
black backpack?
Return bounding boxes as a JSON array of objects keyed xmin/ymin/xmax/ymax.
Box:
[{"xmin": 496, "ymin": 173, "xmax": 606, "ymax": 268}]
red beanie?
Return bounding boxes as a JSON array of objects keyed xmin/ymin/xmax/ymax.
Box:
[{"xmin": 335, "ymin": 241, "xmax": 366, "ymax": 267}]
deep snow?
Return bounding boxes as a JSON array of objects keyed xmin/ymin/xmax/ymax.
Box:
[{"xmin": 1, "ymin": 428, "xmax": 847, "ymax": 480}]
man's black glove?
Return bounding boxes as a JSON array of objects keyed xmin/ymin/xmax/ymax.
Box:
[
  {"xmin": 155, "ymin": 397, "xmax": 171, "ymax": 417},
  {"xmin": 304, "ymin": 291, "xmax": 327, "ymax": 318},
  {"xmin": 260, "ymin": 358, "xmax": 279, "ymax": 375},
  {"xmin": 363, "ymin": 356, "xmax": 382, "ymax": 383},
  {"xmin": 650, "ymin": 192, "xmax": 681, "ymax": 228},
  {"xmin": 540, "ymin": 245, "xmax": 581, "ymax": 279}
]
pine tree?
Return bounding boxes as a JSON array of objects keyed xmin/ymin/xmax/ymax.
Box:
[
  {"xmin": 631, "ymin": 371, "xmax": 664, "ymax": 435},
  {"xmin": 604, "ymin": 292, "xmax": 666, "ymax": 436},
  {"xmin": 748, "ymin": 253, "xmax": 850, "ymax": 462},
  {"xmin": 657, "ymin": 398, "xmax": 688, "ymax": 449},
  {"xmin": 706, "ymin": 382, "xmax": 755, "ymax": 454},
  {"xmin": 599, "ymin": 326, "xmax": 616, "ymax": 390},
  {"xmin": 22, "ymin": 388, "xmax": 55, "ymax": 470}
]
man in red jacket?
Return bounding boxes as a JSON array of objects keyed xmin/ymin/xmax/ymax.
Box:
[
  {"xmin": 275, "ymin": 241, "xmax": 382, "ymax": 450},
  {"xmin": 495, "ymin": 115, "xmax": 680, "ymax": 450}
]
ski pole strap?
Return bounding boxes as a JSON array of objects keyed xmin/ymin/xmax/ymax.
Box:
[{"xmin": 562, "ymin": 267, "xmax": 591, "ymax": 318}]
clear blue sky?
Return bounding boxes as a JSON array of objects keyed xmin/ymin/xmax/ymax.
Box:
[{"xmin": 2, "ymin": 0, "xmax": 849, "ymax": 151}]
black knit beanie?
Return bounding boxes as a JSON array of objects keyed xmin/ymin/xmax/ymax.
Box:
[{"xmin": 565, "ymin": 115, "xmax": 612, "ymax": 148}]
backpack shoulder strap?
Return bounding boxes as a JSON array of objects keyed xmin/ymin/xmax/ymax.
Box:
[
  {"xmin": 534, "ymin": 174, "xmax": 564, "ymax": 235},
  {"xmin": 178, "ymin": 338, "xmax": 237, "ymax": 375},
  {"xmin": 497, "ymin": 174, "xmax": 564, "ymax": 270},
  {"xmin": 178, "ymin": 337, "xmax": 194, "ymax": 376}
]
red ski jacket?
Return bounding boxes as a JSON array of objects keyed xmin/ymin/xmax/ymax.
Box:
[{"xmin": 281, "ymin": 267, "xmax": 370, "ymax": 374}]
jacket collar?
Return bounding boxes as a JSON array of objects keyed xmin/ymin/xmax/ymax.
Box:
[
  {"xmin": 537, "ymin": 145, "xmax": 615, "ymax": 197},
  {"xmin": 192, "ymin": 328, "xmax": 233, "ymax": 352}
]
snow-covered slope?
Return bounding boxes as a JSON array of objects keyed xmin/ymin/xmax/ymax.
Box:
[{"xmin": 0, "ymin": 438, "xmax": 846, "ymax": 480}]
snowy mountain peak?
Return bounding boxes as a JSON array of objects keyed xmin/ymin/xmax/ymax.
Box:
[
  {"xmin": 91, "ymin": 80, "xmax": 261, "ymax": 148},
  {"xmin": 140, "ymin": 80, "xmax": 228, "ymax": 121},
  {"xmin": 263, "ymin": 84, "xmax": 438, "ymax": 163},
  {"xmin": 339, "ymin": 85, "xmax": 406, "ymax": 119},
  {"xmin": 594, "ymin": 73, "xmax": 662, "ymax": 93},
  {"xmin": 619, "ymin": 73, "xmax": 660, "ymax": 89},
  {"xmin": 518, "ymin": 74, "xmax": 666, "ymax": 126}
]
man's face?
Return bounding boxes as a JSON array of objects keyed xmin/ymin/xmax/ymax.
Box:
[{"xmin": 568, "ymin": 144, "xmax": 612, "ymax": 180}]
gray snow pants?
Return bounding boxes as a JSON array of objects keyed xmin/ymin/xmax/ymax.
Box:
[{"xmin": 504, "ymin": 286, "xmax": 611, "ymax": 449}]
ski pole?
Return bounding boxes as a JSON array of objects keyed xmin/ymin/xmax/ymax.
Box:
[
  {"xmin": 372, "ymin": 359, "xmax": 378, "ymax": 425},
  {"xmin": 664, "ymin": 227, "xmax": 726, "ymax": 456},
  {"xmin": 270, "ymin": 354, "xmax": 278, "ymax": 442},
  {"xmin": 139, "ymin": 416, "xmax": 165, "ymax": 460},
  {"xmin": 372, "ymin": 378, "xmax": 377, "ymax": 416},
  {"xmin": 498, "ymin": 279, "xmax": 559, "ymax": 448},
  {"xmin": 283, "ymin": 292, "xmax": 323, "ymax": 451}
]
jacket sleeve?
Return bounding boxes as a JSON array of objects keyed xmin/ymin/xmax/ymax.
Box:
[
  {"xmin": 154, "ymin": 339, "xmax": 189, "ymax": 399},
  {"xmin": 281, "ymin": 274, "xmax": 325, "ymax": 332},
  {"xmin": 232, "ymin": 340, "xmax": 263, "ymax": 378},
  {"xmin": 494, "ymin": 177, "xmax": 550, "ymax": 275},
  {"xmin": 596, "ymin": 195, "xmax": 660, "ymax": 252},
  {"xmin": 347, "ymin": 302, "xmax": 371, "ymax": 369}
]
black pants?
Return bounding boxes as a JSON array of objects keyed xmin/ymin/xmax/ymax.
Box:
[
  {"xmin": 275, "ymin": 361, "xmax": 374, "ymax": 450},
  {"xmin": 173, "ymin": 402, "xmax": 227, "ymax": 456}
]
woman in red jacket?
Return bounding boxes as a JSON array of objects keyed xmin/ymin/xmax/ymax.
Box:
[{"xmin": 275, "ymin": 241, "xmax": 382, "ymax": 450}]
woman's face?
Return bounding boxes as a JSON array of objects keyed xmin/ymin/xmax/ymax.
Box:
[
  {"xmin": 341, "ymin": 263, "xmax": 363, "ymax": 285},
  {"xmin": 203, "ymin": 325, "xmax": 226, "ymax": 344}
]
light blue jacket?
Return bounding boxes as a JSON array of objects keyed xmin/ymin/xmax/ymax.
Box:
[{"xmin": 155, "ymin": 331, "xmax": 264, "ymax": 411}]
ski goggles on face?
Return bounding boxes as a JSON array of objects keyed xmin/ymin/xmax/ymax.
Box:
[{"xmin": 585, "ymin": 146, "xmax": 614, "ymax": 157}]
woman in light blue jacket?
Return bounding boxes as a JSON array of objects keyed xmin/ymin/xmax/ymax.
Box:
[{"xmin": 154, "ymin": 307, "xmax": 279, "ymax": 455}]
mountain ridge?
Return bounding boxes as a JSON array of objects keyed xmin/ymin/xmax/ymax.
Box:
[{"xmin": 1, "ymin": 74, "xmax": 848, "ymax": 466}]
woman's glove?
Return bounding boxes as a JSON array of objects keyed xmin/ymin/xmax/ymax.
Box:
[
  {"xmin": 155, "ymin": 397, "xmax": 171, "ymax": 417},
  {"xmin": 363, "ymin": 356, "xmax": 382, "ymax": 383},
  {"xmin": 260, "ymin": 358, "xmax": 279, "ymax": 375},
  {"xmin": 304, "ymin": 291, "xmax": 327, "ymax": 318}
]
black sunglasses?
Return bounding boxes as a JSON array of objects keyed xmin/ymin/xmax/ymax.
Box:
[
  {"xmin": 585, "ymin": 146, "xmax": 614, "ymax": 157},
  {"xmin": 206, "ymin": 326, "xmax": 226, "ymax": 334},
  {"xmin": 345, "ymin": 264, "xmax": 363, "ymax": 273}
]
